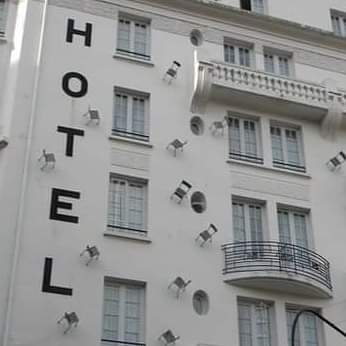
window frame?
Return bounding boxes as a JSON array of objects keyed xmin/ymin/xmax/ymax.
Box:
[
  {"xmin": 0, "ymin": 0, "xmax": 8, "ymax": 36},
  {"xmin": 224, "ymin": 38, "xmax": 254, "ymax": 68},
  {"xmin": 263, "ymin": 48, "xmax": 293, "ymax": 77},
  {"xmin": 232, "ymin": 197, "xmax": 266, "ymax": 243},
  {"xmin": 227, "ymin": 113, "xmax": 263, "ymax": 164},
  {"xmin": 277, "ymin": 206, "xmax": 312, "ymax": 249},
  {"xmin": 286, "ymin": 306, "xmax": 324, "ymax": 346},
  {"xmin": 238, "ymin": 298, "xmax": 275, "ymax": 346},
  {"xmin": 330, "ymin": 10, "xmax": 346, "ymax": 37},
  {"xmin": 102, "ymin": 279, "xmax": 146, "ymax": 346},
  {"xmin": 113, "ymin": 87, "xmax": 150, "ymax": 142},
  {"xmin": 107, "ymin": 174, "xmax": 148, "ymax": 235},
  {"xmin": 240, "ymin": 0, "xmax": 266, "ymax": 14},
  {"xmin": 270, "ymin": 122, "xmax": 305, "ymax": 172},
  {"xmin": 116, "ymin": 13, "xmax": 151, "ymax": 61}
]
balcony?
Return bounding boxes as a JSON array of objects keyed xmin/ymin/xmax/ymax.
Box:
[
  {"xmin": 191, "ymin": 59, "xmax": 346, "ymax": 138},
  {"xmin": 222, "ymin": 241, "xmax": 332, "ymax": 298}
]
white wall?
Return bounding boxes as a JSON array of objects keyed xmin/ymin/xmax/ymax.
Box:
[{"xmin": 1, "ymin": 1, "xmax": 346, "ymax": 346}]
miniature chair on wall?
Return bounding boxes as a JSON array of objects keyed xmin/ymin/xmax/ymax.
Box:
[
  {"xmin": 326, "ymin": 151, "xmax": 346, "ymax": 171},
  {"xmin": 38, "ymin": 149, "xmax": 56, "ymax": 171},
  {"xmin": 170, "ymin": 180, "xmax": 192, "ymax": 204},
  {"xmin": 195, "ymin": 223, "xmax": 218, "ymax": 247},
  {"xmin": 159, "ymin": 329, "xmax": 180, "ymax": 345},
  {"xmin": 57, "ymin": 312, "xmax": 79, "ymax": 334},
  {"xmin": 168, "ymin": 276, "xmax": 191, "ymax": 298},
  {"xmin": 209, "ymin": 116, "xmax": 229, "ymax": 136},
  {"xmin": 80, "ymin": 245, "xmax": 100, "ymax": 265},
  {"xmin": 166, "ymin": 139, "xmax": 187, "ymax": 157},
  {"xmin": 163, "ymin": 61, "xmax": 181, "ymax": 84},
  {"xmin": 83, "ymin": 106, "xmax": 100, "ymax": 125}
]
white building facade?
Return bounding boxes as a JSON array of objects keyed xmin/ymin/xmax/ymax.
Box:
[{"xmin": 1, "ymin": 0, "xmax": 346, "ymax": 346}]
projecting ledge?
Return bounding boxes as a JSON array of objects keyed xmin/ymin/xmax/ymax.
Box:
[
  {"xmin": 224, "ymin": 271, "xmax": 332, "ymax": 299},
  {"xmin": 222, "ymin": 242, "xmax": 333, "ymax": 299},
  {"xmin": 191, "ymin": 60, "xmax": 346, "ymax": 139}
]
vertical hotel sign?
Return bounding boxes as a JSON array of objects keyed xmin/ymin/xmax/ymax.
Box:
[{"xmin": 41, "ymin": 19, "xmax": 92, "ymax": 296}]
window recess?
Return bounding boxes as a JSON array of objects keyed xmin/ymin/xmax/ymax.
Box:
[
  {"xmin": 270, "ymin": 123, "xmax": 305, "ymax": 172},
  {"xmin": 102, "ymin": 280, "xmax": 146, "ymax": 346},
  {"xmin": 107, "ymin": 175, "xmax": 148, "ymax": 235},
  {"xmin": 227, "ymin": 115, "xmax": 263, "ymax": 164},
  {"xmin": 117, "ymin": 15, "xmax": 151, "ymax": 61},
  {"xmin": 113, "ymin": 88, "xmax": 150, "ymax": 142}
]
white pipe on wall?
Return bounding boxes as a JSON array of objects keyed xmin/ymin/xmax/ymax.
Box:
[{"xmin": 2, "ymin": 0, "xmax": 49, "ymax": 345}]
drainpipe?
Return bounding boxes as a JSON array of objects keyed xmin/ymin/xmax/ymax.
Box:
[{"xmin": 2, "ymin": 0, "xmax": 49, "ymax": 345}]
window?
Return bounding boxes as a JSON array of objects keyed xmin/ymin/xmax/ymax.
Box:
[
  {"xmin": 277, "ymin": 208, "xmax": 309, "ymax": 249},
  {"xmin": 270, "ymin": 124, "xmax": 305, "ymax": 172},
  {"xmin": 224, "ymin": 41, "xmax": 252, "ymax": 67},
  {"xmin": 228, "ymin": 115, "xmax": 263, "ymax": 164},
  {"xmin": 232, "ymin": 199, "xmax": 264, "ymax": 243},
  {"xmin": 102, "ymin": 280, "xmax": 145, "ymax": 346},
  {"xmin": 107, "ymin": 175, "xmax": 147, "ymax": 235},
  {"xmin": 240, "ymin": 0, "xmax": 265, "ymax": 14},
  {"xmin": 0, "ymin": 0, "xmax": 7, "ymax": 35},
  {"xmin": 113, "ymin": 88, "xmax": 149, "ymax": 142},
  {"xmin": 117, "ymin": 14, "xmax": 151, "ymax": 60},
  {"xmin": 331, "ymin": 11, "xmax": 346, "ymax": 37},
  {"xmin": 238, "ymin": 300, "xmax": 273, "ymax": 346},
  {"xmin": 286, "ymin": 308, "xmax": 322, "ymax": 346},
  {"xmin": 264, "ymin": 51, "xmax": 291, "ymax": 77}
]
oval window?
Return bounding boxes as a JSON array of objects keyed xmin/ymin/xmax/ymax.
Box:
[
  {"xmin": 191, "ymin": 191, "xmax": 207, "ymax": 213},
  {"xmin": 190, "ymin": 29, "xmax": 204, "ymax": 47},
  {"xmin": 190, "ymin": 116, "xmax": 204, "ymax": 136},
  {"xmin": 193, "ymin": 290, "xmax": 209, "ymax": 315}
]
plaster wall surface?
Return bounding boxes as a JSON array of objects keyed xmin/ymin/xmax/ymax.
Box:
[{"xmin": 0, "ymin": 1, "xmax": 346, "ymax": 346}]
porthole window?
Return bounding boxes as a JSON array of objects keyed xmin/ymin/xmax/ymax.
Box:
[
  {"xmin": 193, "ymin": 290, "xmax": 209, "ymax": 315},
  {"xmin": 191, "ymin": 191, "xmax": 207, "ymax": 213},
  {"xmin": 190, "ymin": 116, "xmax": 204, "ymax": 136},
  {"xmin": 190, "ymin": 29, "xmax": 204, "ymax": 47}
]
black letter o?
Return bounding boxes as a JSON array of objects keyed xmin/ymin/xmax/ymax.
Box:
[{"xmin": 62, "ymin": 72, "xmax": 88, "ymax": 98}]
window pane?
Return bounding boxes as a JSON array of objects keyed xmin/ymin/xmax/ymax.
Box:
[
  {"xmin": 103, "ymin": 284, "xmax": 120, "ymax": 341},
  {"xmin": 125, "ymin": 286, "xmax": 142, "ymax": 343},
  {"xmin": 114, "ymin": 94, "xmax": 128, "ymax": 131},
  {"xmin": 278, "ymin": 210, "xmax": 291, "ymax": 244},
  {"xmin": 134, "ymin": 22, "xmax": 147, "ymax": 55},
  {"xmin": 331, "ymin": 15, "xmax": 341, "ymax": 35},
  {"xmin": 117, "ymin": 19, "xmax": 131, "ymax": 51},
  {"xmin": 244, "ymin": 120, "xmax": 257, "ymax": 157},
  {"xmin": 224, "ymin": 44, "xmax": 236, "ymax": 64},
  {"xmin": 270, "ymin": 127, "xmax": 284, "ymax": 162},
  {"xmin": 252, "ymin": 0, "xmax": 265, "ymax": 14},
  {"xmin": 278, "ymin": 56, "xmax": 289, "ymax": 76},
  {"xmin": 249, "ymin": 205, "xmax": 263, "ymax": 242},
  {"xmin": 239, "ymin": 47, "xmax": 251, "ymax": 67},
  {"xmin": 285, "ymin": 129, "xmax": 300, "ymax": 165},
  {"xmin": 132, "ymin": 97, "xmax": 145, "ymax": 134},
  {"xmin": 233, "ymin": 203, "xmax": 246, "ymax": 242},
  {"xmin": 128, "ymin": 183, "xmax": 144, "ymax": 230},
  {"xmin": 229, "ymin": 118, "xmax": 241, "ymax": 154},
  {"xmin": 287, "ymin": 310, "xmax": 301, "ymax": 346},
  {"xmin": 343, "ymin": 19, "xmax": 346, "ymax": 37},
  {"xmin": 108, "ymin": 179, "xmax": 126, "ymax": 228},
  {"xmin": 304, "ymin": 313, "xmax": 319, "ymax": 346},
  {"xmin": 294, "ymin": 214, "xmax": 308, "ymax": 248},
  {"xmin": 264, "ymin": 54, "xmax": 275, "ymax": 73},
  {"xmin": 255, "ymin": 304, "xmax": 271, "ymax": 346},
  {"xmin": 238, "ymin": 303, "xmax": 253, "ymax": 346}
]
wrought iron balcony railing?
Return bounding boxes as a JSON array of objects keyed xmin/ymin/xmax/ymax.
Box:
[{"xmin": 222, "ymin": 241, "xmax": 332, "ymax": 291}]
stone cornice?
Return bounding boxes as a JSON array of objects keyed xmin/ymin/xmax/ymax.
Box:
[{"xmin": 134, "ymin": 0, "xmax": 346, "ymax": 52}]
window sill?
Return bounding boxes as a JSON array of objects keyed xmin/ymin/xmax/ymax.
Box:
[
  {"xmin": 113, "ymin": 53, "xmax": 154, "ymax": 67},
  {"xmin": 227, "ymin": 159, "xmax": 311, "ymax": 179},
  {"xmin": 109, "ymin": 135, "xmax": 153, "ymax": 148},
  {"xmin": 104, "ymin": 229, "xmax": 152, "ymax": 243}
]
